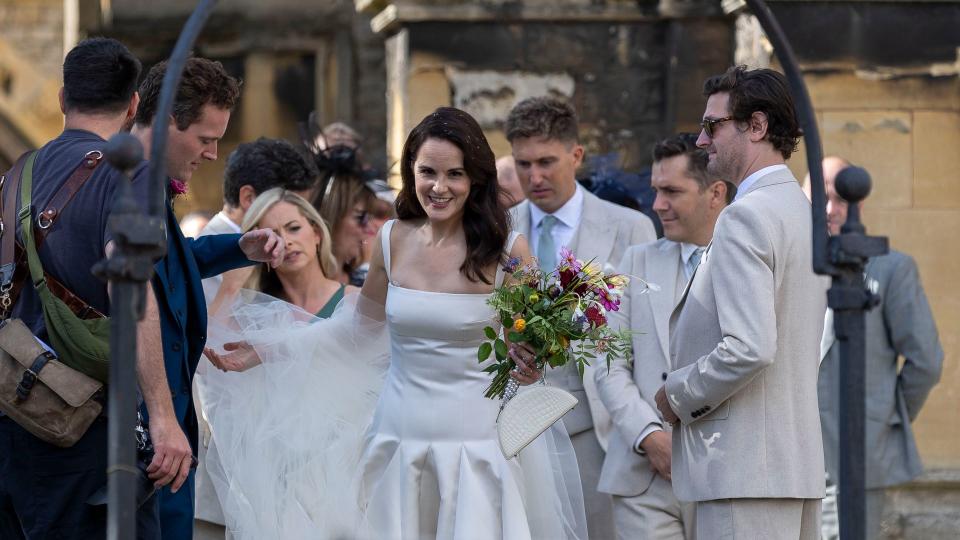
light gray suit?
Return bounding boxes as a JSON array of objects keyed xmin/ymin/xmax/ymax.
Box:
[
  {"xmin": 511, "ymin": 189, "xmax": 655, "ymax": 540},
  {"xmin": 819, "ymin": 249, "xmax": 943, "ymax": 537},
  {"xmin": 595, "ymin": 238, "xmax": 694, "ymax": 539},
  {"xmin": 193, "ymin": 211, "xmax": 240, "ymax": 530},
  {"xmin": 666, "ymin": 169, "xmax": 826, "ymax": 538}
]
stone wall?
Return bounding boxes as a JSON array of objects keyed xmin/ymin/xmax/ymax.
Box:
[
  {"xmin": 378, "ymin": 10, "xmax": 731, "ymax": 181},
  {"xmin": 0, "ymin": 0, "xmax": 65, "ymax": 168},
  {"xmin": 88, "ymin": 1, "xmax": 387, "ymax": 216}
]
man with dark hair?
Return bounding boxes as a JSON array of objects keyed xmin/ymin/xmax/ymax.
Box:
[
  {"xmin": 655, "ymin": 66, "xmax": 826, "ymax": 538},
  {"xmin": 0, "ymin": 37, "xmax": 169, "ymax": 540},
  {"xmin": 596, "ymin": 133, "xmax": 731, "ymax": 539},
  {"xmin": 506, "ymin": 96, "xmax": 656, "ymax": 539},
  {"xmin": 130, "ymin": 58, "xmax": 284, "ymax": 540},
  {"xmin": 803, "ymin": 157, "xmax": 942, "ymax": 539},
  {"xmin": 132, "ymin": 57, "xmax": 241, "ymax": 184},
  {"xmin": 210, "ymin": 137, "xmax": 318, "ymax": 236}
]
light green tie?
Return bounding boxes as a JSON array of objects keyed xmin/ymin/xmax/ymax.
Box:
[{"xmin": 538, "ymin": 215, "xmax": 558, "ymax": 271}]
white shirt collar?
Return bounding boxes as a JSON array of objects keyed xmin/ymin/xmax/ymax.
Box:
[
  {"xmin": 734, "ymin": 164, "xmax": 789, "ymax": 201},
  {"xmin": 217, "ymin": 211, "xmax": 243, "ymax": 234},
  {"xmin": 529, "ymin": 183, "xmax": 584, "ymax": 230}
]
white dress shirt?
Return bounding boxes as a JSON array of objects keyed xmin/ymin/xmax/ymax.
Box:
[
  {"xmin": 734, "ymin": 164, "xmax": 789, "ymax": 201},
  {"xmin": 529, "ymin": 184, "xmax": 585, "ymax": 262},
  {"xmin": 214, "ymin": 211, "xmax": 243, "ymax": 233}
]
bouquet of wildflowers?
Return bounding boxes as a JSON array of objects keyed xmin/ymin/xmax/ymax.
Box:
[{"xmin": 478, "ymin": 248, "xmax": 636, "ymax": 399}]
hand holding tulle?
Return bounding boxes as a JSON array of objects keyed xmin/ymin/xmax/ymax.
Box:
[{"xmin": 205, "ymin": 341, "xmax": 262, "ymax": 372}]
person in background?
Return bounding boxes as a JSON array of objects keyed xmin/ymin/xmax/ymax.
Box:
[
  {"xmin": 193, "ymin": 136, "xmax": 319, "ymax": 538},
  {"xmin": 496, "ymin": 155, "xmax": 525, "ymax": 208},
  {"xmin": 357, "ymin": 179, "xmax": 397, "ymax": 281},
  {"xmin": 311, "ymin": 167, "xmax": 376, "ymax": 287},
  {"xmin": 230, "ymin": 189, "xmax": 355, "ymax": 317},
  {"xmin": 179, "ymin": 211, "xmax": 213, "ymax": 238},
  {"xmin": 803, "ymin": 156, "xmax": 943, "ymax": 540}
]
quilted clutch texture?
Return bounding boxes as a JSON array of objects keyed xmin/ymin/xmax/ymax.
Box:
[{"xmin": 497, "ymin": 386, "xmax": 578, "ymax": 459}]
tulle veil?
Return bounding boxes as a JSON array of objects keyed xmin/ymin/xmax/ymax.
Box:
[{"xmin": 195, "ymin": 288, "xmax": 588, "ymax": 539}]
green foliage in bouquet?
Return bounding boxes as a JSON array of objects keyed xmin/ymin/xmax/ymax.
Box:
[{"xmin": 478, "ymin": 248, "xmax": 636, "ymax": 399}]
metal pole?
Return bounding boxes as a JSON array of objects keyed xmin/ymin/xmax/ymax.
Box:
[
  {"xmin": 827, "ymin": 167, "xmax": 887, "ymax": 539},
  {"xmin": 99, "ymin": 134, "xmax": 153, "ymax": 540},
  {"xmin": 95, "ymin": 1, "xmax": 219, "ymax": 536}
]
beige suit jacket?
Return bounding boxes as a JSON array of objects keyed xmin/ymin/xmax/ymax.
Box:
[
  {"xmin": 666, "ymin": 168, "xmax": 827, "ymax": 502},
  {"xmin": 510, "ymin": 189, "xmax": 656, "ymax": 448},
  {"xmin": 595, "ymin": 238, "xmax": 687, "ymax": 496}
]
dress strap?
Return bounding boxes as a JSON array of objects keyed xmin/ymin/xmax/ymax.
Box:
[
  {"xmin": 494, "ymin": 231, "xmax": 522, "ymax": 288},
  {"xmin": 381, "ymin": 219, "xmax": 396, "ymax": 282}
]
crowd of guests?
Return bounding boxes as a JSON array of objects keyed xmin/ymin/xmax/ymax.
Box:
[{"xmin": 0, "ymin": 34, "xmax": 943, "ymax": 540}]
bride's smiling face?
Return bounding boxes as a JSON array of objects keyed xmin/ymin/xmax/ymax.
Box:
[{"xmin": 414, "ymin": 138, "xmax": 471, "ymax": 222}]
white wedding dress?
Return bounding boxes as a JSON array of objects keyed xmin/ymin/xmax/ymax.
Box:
[{"xmin": 197, "ymin": 221, "xmax": 586, "ymax": 540}]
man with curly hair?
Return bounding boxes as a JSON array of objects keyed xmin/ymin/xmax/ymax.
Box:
[
  {"xmin": 655, "ymin": 66, "xmax": 826, "ymax": 539},
  {"xmin": 130, "ymin": 58, "xmax": 285, "ymax": 540}
]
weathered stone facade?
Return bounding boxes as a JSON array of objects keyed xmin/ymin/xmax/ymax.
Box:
[
  {"xmin": 0, "ymin": 0, "xmax": 65, "ymax": 169},
  {"xmin": 366, "ymin": 0, "xmax": 732, "ymax": 179},
  {"xmin": 78, "ymin": 0, "xmax": 388, "ymax": 216}
]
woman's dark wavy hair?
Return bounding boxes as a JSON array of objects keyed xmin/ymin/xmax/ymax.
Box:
[
  {"xmin": 395, "ymin": 107, "xmax": 510, "ymax": 284},
  {"xmin": 703, "ymin": 65, "xmax": 802, "ymax": 160}
]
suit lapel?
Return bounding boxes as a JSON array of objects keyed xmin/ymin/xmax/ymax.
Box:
[
  {"xmin": 511, "ymin": 201, "xmax": 532, "ymax": 237},
  {"xmin": 646, "ymin": 241, "xmax": 680, "ymax": 362},
  {"xmin": 569, "ymin": 192, "xmax": 615, "ymax": 264}
]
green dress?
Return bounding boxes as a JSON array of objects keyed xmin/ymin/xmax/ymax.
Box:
[{"xmin": 315, "ymin": 284, "xmax": 347, "ymax": 319}]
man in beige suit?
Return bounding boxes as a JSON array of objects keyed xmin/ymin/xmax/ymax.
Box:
[
  {"xmin": 655, "ymin": 66, "xmax": 827, "ymax": 539},
  {"xmin": 506, "ymin": 97, "xmax": 656, "ymax": 539},
  {"xmin": 596, "ymin": 133, "xmax": 733, "ymax": 539}
]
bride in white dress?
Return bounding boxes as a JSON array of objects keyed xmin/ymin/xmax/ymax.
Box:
[{"xmin": 199, "ymin": 107, "xmax": 587, "ymax": 539}]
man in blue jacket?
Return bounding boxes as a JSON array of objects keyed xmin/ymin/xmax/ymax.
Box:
[{"xmin": 130, "ymin": 58, "xmax": 284, "ymax": 539}]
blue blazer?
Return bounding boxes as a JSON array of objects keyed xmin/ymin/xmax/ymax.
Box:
[{"xmin": 142, "ymin": 202, "xmax": 254, "ymax": 451}]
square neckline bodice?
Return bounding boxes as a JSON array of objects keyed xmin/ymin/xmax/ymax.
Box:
[{"xmin": 381, "ymin": 219, "xmax": 518, "ymax": 295}]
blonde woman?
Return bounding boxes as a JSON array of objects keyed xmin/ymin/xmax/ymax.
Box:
[{"xmin": 210, "ymin": 188, "xmax": 355, "ymax": 318}]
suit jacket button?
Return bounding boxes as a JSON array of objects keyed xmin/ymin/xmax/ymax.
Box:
[
  {"xmin": 661, "ymin": 372, "xmax": 667, "ymax": 381},
  {"xmin": 172, "ymin": 342, "xmax": 181, "ymax": 352}
]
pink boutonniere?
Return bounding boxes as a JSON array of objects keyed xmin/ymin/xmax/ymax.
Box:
[{"xmin": 169, "ymin": 178, "xmax": 188, "ymax": 196}]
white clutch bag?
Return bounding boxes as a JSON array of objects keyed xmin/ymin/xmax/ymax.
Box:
[{"xmin": 497, "ymin": 386, "xmax": 578, "ymax": 459}]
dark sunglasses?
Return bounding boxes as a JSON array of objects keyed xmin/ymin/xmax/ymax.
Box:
[{"xmin": 700, "ymin": 116, "xmax": 734, "ymax": 138}]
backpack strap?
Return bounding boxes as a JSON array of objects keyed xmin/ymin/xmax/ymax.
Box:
[
  {"xmin": 0, "ymin": 152, "xmax": 33, "ymax": 317},
  {"xmin": 9, "ymin": 151, "xmax": 105, "ymax": 320}
]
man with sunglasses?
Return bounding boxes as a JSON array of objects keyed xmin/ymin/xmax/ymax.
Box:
[{"xmin": 655, "ymin": 66, "xmax": 827, "ymax": 539}]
